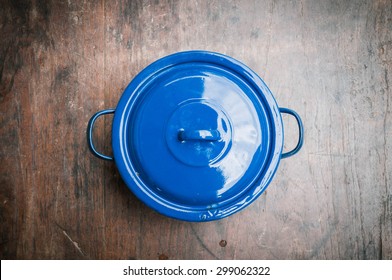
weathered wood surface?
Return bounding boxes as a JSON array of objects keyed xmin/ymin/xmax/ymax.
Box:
[{"xmin": 0, "ymin": 0, "xmax": 391, "ymax": 259}]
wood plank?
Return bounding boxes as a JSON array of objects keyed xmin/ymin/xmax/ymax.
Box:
[{"xmin": 0, "ymin": 0, "xmax": 391, "ymax": 259}]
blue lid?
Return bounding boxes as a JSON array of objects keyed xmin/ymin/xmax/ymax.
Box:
[{"xmin": 112, "ymin": 51, "xmax": 283, "ymax": 221}]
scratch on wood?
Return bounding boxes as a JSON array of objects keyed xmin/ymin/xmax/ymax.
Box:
[
  {"xmin": 263, "ymin": 0, "xmax": 275, "ymax": 71},
  {"xmin": 189, "ymin": 224, "xmax": 218, "ymax": 259},
  {"xmin": 308, "ymin": 152, "xmax": 353, "ymax": 158},
  {"xmin": 73, "ymin": 52, "xmax": 95, "ymax": 63},
  {"xmin": 62, "ymin": 230, "xmax": 85, "ymax": 257}
]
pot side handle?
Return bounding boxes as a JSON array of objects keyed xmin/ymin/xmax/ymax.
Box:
[
  {"xmin": 279, "ymin": 107, "xmax": 304, "ymax": 159},
  {"xmin": 87, "ymin": 109, "xmax": 115, "ymax": 161}
]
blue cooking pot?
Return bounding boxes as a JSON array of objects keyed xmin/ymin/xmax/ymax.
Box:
[{"xmin": 87, "ymin": 51, "xmax": 304, "ymax": 222}]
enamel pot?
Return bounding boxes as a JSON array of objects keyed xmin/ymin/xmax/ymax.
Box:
[{"xmin": 87, "ymin": 51, "xmax": 304, "ymax": 222}]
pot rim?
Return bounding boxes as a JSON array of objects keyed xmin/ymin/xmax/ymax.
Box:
[{"xmin": 111, "ymin": 50, "xmax": 284, "ymax": 221}]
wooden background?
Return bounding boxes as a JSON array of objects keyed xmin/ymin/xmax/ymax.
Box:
[{"xmin": 1, "ymin": 0, "xmax": 391, "ymax": 259}]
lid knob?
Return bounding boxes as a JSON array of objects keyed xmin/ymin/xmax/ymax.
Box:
[
  {"xmin": 178, "ymin": 129, "xmax": 221, "ymax": 142},
  {"xmin": 165, "ymin": 100, "xmax": 232, "ymax": 166}
]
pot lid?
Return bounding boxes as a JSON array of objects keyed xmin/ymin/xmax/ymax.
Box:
[{"xmin": 112, "ymin": 51, "xmax": 283, "ymax": 221}]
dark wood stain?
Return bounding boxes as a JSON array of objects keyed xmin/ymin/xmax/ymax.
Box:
[
  {"xmin": 158, "ymin": 253, "xmax": 169, "ymax": 260},
  {"xmin": 219, "ymin": 240, "xmax": 227, "ymax": 248},
  {"xmin": 52, "ymin": 66, "xmax": 72, "ymax": 90},
  {"xmin": 0, "ymin": 0, "xmax": 391, "ymax": 260}
]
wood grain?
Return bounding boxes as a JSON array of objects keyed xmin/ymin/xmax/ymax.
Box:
[{"xmin": 0, "ymin": 0, "xmax": 391, "ymax": 259}]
